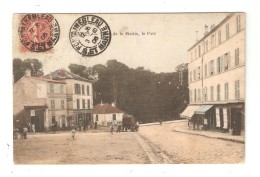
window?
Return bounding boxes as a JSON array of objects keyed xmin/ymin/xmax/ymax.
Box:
[
  {"xmin": 218, "ymin": 30, "xmax": 221, "ymax": 45},
  {"xmin": 217, "ymin": 84, "xmax": 221, "ymax": 101},
  {"xmin": 113, "ymin": 114, "xmax": 116, "ymax": 121},
  {"xmin": 210, "ymin": 86, "xmax": 214, "ymax": 101},
  {"xmin": 204, "ymin": 64, "xmax": 207, "ymax": 77},
  {"xmin": 195, "ymin": 48, "xmax": 197, "ymax": 58},
  {"xmin": 52, "ymin": 116, "xmax": 56, "ymax": 123},
  {"xmin": 190, "ymin": 71, "xmax": 192, "ymax": 82},
  {"xmin": 209, "ymin": 60, "xmax": 214, "ymax": 76},
  {"xmin": 216, "ymin": 57, "xmax": 221, "ymax": 74},
  {"xmin": 194, "ymin": 89, "xmax": 197, "ymax": 102},
  {"xmin": 226, "ymin": 23, "xmax": 229, "ymax": 39},
  {"xmin": 50, "ymin": 84, "xmax": 54, "ymax": 93},
  {"xmin": 204, "ymin": 87, "xmax": 208, "ymax": 101},
  {"xmin": 193, "ymin": 70, "xmax": 196, "ymax": 81},
  {"xmin": 51, "ymin": 100, "xmax": 55, "ymax": 109},
  {"xmin": 197, "ymin": 67, "xmax": 201, "ymax": 79},
  {"xmin": 190, "ymin": 90, "xmax": 193, "ymax": 103},
  {"xmin": 211, "ymin": 34, "xmax": 215, "ymax": 48},
  {"xmin": 235, "ymin": 80, "xmax": 240, "ymax": 99},
  {"xmin": 82, "ymin": 85, "xmax": 85, "ymax": 95},
  {"xmin": 198, "ymin": 89, "xmax": 201, "ymax": 101},
  {"xmin": 224, "ymin": 53, "xmax": 230, "ymax": 71},
  {"xmin": 96, "ymin": 115, "xmax": 98, "ymax": 121},
  {"xmin": 225, "ymin": 83, "xmax": 229, "ymax": 100},
  {"xmin": 61, "ymin": 100, "xmax": 64, "ymax": 109},
  {"xmin": 87, "ymin": 85, "xmax": 90, "ymax": 95},
  {"xmin": 74, "ymin": 84, "xmax": 81, "ymax": 94},
  {"xmin": 198, "ymin": 45, "xmax": 201, "ymax": 57},
  {"xmin": 220, "ymin": 56, "xmax": 224, "ymax": 73},
  {"xmin": 82, "ymin": 99, "xmax": 85, "ymax": 109},
  {"xmin": 205, "ymin": 40, "xmax": 208, "ymax": 52},
  {"xmin": 60, "ymin": 85, "xmax": 64, "ymax": 93},
  {"xmin": 87, "ymin": 99, "xmax": 90, "ymax": 109},
  {"xmin": 77, "ymin": 99, "xmax": 80, "ymax": 109},
  {"xmin": 236, "ymin": 15, "xmax": 241, "ymax": 32},
  {"xmin": 235, "ymin": 48, "xmax": 240, "ymax": 67}
]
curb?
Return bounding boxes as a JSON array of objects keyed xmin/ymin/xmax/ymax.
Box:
[{"xmin": 172, "ymin": 129, "xmax": 245, "ymax": 144}]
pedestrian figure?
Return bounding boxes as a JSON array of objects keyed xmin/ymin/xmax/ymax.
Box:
[
  {"xmin": 32, "ymin": 124, "xmax": 35, "ymax": 133},
  {"xmin": 110, "ymin": 124, "xmax": 114, "ymax": 135},
  {"xmin": 23, "ymin": 126, "xmax": 28, "ymax": 139},
  {"xmin": 71, "ymin": 127, "xmax": 76, "ymax": 140},
  {"xmin": 94, "ymin": 121, "xmax": 97, "ymax": 129},
  {"xmin": 116, "ymin": 123, "xmax": 121, "ymax": 133}
]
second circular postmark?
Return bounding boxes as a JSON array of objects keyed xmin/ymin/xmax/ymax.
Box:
[{"xmin": 69, "ymin": 15, "xmax": 112, "ymax": 57}]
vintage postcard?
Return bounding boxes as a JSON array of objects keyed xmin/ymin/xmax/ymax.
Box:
[{"xmin": 12, "ymin": 13, "xmax": 245, "ymax": 164}]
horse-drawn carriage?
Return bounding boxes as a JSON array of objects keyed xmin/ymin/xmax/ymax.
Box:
[{"xmin": 122, "ymin": 114, "xmax": 139, "ymax": 132}]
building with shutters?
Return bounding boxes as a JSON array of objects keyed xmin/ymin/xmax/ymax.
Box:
[
  {"xmin": 181, "ymin": 13, "xmax": 245, "ymax": 135},
  {"xmin": 45, "ymin": 69, "xmax": 94, "ymax": 130}
]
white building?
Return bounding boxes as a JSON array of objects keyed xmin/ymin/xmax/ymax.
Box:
[
  {"xmin": 93, "ymin": 103, "xmax": 124, "ymax": 126},
  {"xmin": 181, "ymin": 13, "xmax": 245, "ymax": 135}
]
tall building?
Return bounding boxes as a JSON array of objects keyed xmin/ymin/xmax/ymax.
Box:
[
  {"xmin": 181, "ymin": 13, "xmax": 245, "ymax": 135},
  {"xmin": 45, "ymin": 69, "xmax": 94, "ymax": 130}
]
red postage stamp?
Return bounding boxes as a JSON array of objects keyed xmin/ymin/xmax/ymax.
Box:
[{"xmin": 18, "ymin": 14, "xmax": 60, "ymax": 53}]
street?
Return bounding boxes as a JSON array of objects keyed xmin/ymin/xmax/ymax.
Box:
[{"xmin": 13, "ymin": 122, "xmax": 244, "ymax": 164}]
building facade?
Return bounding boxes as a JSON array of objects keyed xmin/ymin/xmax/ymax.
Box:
[
  {"xmin": 93, "ymin": 103, "xmax": 124, "ymax": 126},
  {"xmin": 182, "ymin": 13, "xmax": 245, "ymax": 135},
  {"xmin": 45, "ymin": 69, "xmax": 94, "ymax": 130},
  {"xmin": 13, "ymin": 74, "xmax": 68, "ymax": 132}
]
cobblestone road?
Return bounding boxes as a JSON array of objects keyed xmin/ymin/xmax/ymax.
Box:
[
  {"xmin": 13, "ymin": 122, "xmax": 244, "ymax": 164},
  {"xmin": 138, "ymin": 122, "xmax": 244, "ymax": 164}
]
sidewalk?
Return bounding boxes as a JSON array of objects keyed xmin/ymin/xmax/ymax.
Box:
[{"xmin": 141, "ymin": 120, "xmax": 245, "ymax": 144}]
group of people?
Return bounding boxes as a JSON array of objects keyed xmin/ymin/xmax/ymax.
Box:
[{"xmin": 13, "ymin": 126, "xmax": 29, "ymax": 139}]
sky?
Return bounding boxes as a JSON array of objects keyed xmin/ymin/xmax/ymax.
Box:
[{"xmin": 13, "ymin": 13, "xmax": 228, "ymax": 74}]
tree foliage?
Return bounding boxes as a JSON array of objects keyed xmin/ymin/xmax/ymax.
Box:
[
  {"xmin": 69, "ymin": 60, "xmax": 189, "ymax": 123},
  {"xmin": 13, "ymin": 58, "xmax": 44, "ymax": 83}
]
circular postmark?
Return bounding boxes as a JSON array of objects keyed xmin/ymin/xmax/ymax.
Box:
[
  {"xmin": 18, "ymin": 14, "xmax": 60, "ymax": 52},
  {"xmin": 69, "ymin": 15, "xmax": 111, "ymax": 57}
]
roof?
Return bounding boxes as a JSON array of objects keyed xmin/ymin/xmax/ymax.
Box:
[
  {"xmin": 32, "ymin": 77, "xmax": 67, "ymax": 84},
  {"xmin": 44, "ymin": 69, "xmax": 93, "ymax": 83},
  {"xmin": 188, "ymin": 13, "xmax": 234, "ymax": 51},
  {"xmin": 93, "ymin": 104, "xmax": 124, "ymax": 114}
]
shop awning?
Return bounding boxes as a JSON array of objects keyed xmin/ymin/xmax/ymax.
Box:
[
  {"xmin": 180, "ymin": 105, "xmax": 200, "ymax": 119},
  {"xmin": 194, "ymin": 105, "xmax": 214, "ymax": 114}
]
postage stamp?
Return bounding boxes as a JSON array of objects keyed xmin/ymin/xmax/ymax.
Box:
[
  {"xmin": 69, "ymin": 15, "xmax": 111, "ymax": 56},
  {"xmin": 18, "ymin": 14, "xmax": 60, "ymax": 52}
]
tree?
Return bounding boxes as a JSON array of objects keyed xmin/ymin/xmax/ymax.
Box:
[
  {"xmin": 13, "ymin": 58, "xmax": 44, "ymax": 83},
  {"xmin": 69, "ymin": 60, "xmax": 189, "ymax": 123}
]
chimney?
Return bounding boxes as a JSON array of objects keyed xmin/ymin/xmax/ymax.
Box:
[
  {"xmin": 49, "ymin": 72, "xmax": 53, "ymax": 80},
  {"xmin": 210, "ymin": 24, "xmax": 215, "ymax": 30},
  {"xmin": 204, "ymin": 25, "xmax": 208, "ymax": 35},
  {"xmin": 101, "ymin": 100, "xmax": 103, "ymax": 106},
  {"xmin": 196, "ymin": 31, "xmax": 198, "ymax": 42},
  {"xmin": 60, "ymin": 68, "xmax": 65, "ymax": 78},
  {"xmin": 25, "ymin": 69, "xmax": 31, "ymax": 77},
  {"xmin": 111, "ymin": 102, "xmax": 115, "ymax": 107}
]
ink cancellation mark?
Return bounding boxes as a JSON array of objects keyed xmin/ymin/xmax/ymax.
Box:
[
  {"xmin": 18, "ymin": 14, "xmax": 60, "ymax": 52},
  {"xmin": 69, "ymin": 15, "xmax": 111, "ymax": 57}
]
